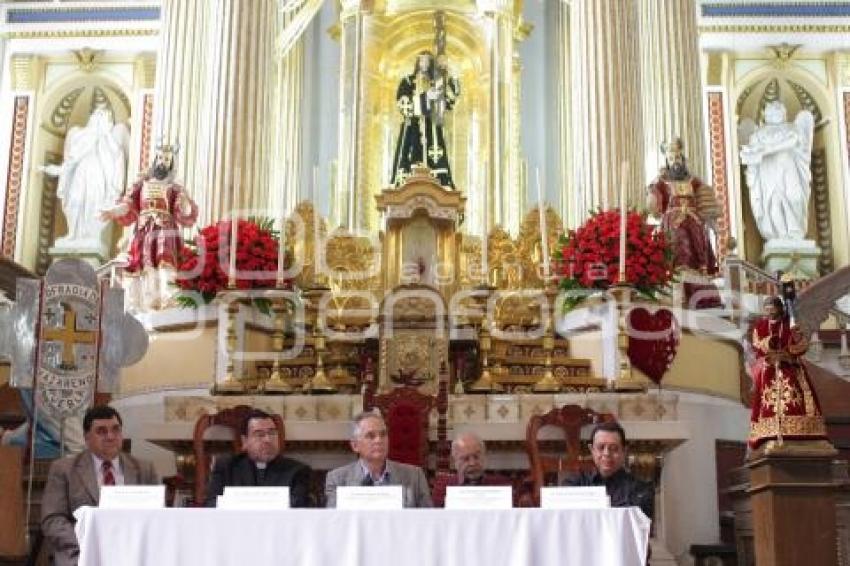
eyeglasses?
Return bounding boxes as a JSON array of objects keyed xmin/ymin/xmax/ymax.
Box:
[
  {"xmin": 591, "ymin": 444, "xmax": 623, "ymax": 455},
  {"xmin": 248, "ymin": 429, "xmax": 279, "ymax": 440}
]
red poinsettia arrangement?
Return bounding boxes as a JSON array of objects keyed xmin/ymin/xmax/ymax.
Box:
[
  {"xmin": 556, "ymin": 209, "xmax": 675, "ymax": 308},
  {"xmin": 175, "ymin": 218, "xmax": 288, "ymax": 306}
]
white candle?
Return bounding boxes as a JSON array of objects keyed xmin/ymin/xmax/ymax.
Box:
[
  {"xmin": 312, "ymin": 164, "xmax": 319, "ymax": 201},
  {"xmin": 229, "ymin": 169, "xmax": 240, "ymax": 286},
  {"xmin": 482, "ymin": 160, "xmax": 489, "ymax": 284},
  {"xmin": 618, "ymin": 162, "xmax": 629, "ymax": 284},
  {"xmin": 536, "ymin": 168, "xmax": 550, "ymax": 281},
  {"xmin": 277, "ymin": 162, "xmax": 287, "ymax": 286}
]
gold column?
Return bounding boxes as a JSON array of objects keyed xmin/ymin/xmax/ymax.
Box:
[
  {"xmin": 569, "ymin": 0, "xmax": 643, "ymax": 213},
  {"xmin": 155, "ymin": 0, "xmax": 277, "ymax": 225},
  {"xmin": 639, "ymin": 0, "xmax": 705, "ymax": 179}
]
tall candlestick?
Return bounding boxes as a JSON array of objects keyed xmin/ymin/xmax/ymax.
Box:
[
  {"xmin": 482, "ymin": 160, "xmax": 489, "ymax": 284},
  {"xmin": 618, "ymin": 162, "xmax": 629, "ymax": 283},
  {"xmin": 229, "ymin": 169, "xmax": 240, "ymax": 287},
  {"xmin": 536, "ymin": 168, "xmax": 550, "ymax": 281}
]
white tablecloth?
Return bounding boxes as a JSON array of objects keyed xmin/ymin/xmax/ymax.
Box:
[{"xmin": 74, "ymin": 507, "xmax": 650, "ymax": 566}]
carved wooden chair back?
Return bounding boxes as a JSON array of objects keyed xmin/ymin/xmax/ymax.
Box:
[{"xmin": 525, "ymin": 404, "xmax": 616, "ymax": 506}]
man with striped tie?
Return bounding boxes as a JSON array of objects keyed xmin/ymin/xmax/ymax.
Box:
[{"xmin": 41, "ymin": 405, "xmax": 157, "ymax": 566}]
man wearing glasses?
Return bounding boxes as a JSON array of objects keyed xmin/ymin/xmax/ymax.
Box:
[
  {"xmin": 41, "ymin": 405, "xmax": 158, "ymax": 566},
  {"xmin": 562, "ymin": 421, "xmax": 654, "ymax": 520},
  {"xmin": 205, "ymin": 409, "xmax": 312, "ymax": 507},
  {"xmin": 324, "ymin": 410, "xmax": 432, "ymax": 508}
]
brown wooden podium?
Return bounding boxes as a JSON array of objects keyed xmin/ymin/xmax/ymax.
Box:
[
  {"xmin": 748, "ymin": 451, "xmax": 838, "ymax": 566},
  {"xmin": 0, "ymin": 445, "xmax": 27, "ymax": 559}
]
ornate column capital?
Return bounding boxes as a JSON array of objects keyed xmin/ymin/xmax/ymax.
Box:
[
  {"xmin": 10, "ymin": 54, "xmax": 38, "ymax": 91},
  {"xmin": 837, "ymin": 51, "xmax": 850, "ymax": 87},
  {"xmin": 135, "ymin": 54, "xmax": 157, "ymax": 89}
]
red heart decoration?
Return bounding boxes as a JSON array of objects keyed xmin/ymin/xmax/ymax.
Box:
[{"xmin": 626, "ymin": 307, "xmax": 680, "ymax": 385}]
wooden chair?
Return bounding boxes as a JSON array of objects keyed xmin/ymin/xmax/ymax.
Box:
[
  {"xmin": 192, "ymin": 405, "xmax": 285, "ymax": 506},
  {"xmin": 525, "ymin": 404, "xmax": 615, "ymax": 506},
  {"xmin": 368, "ymin": 387, "xmax": 436, "ymax": 469}
]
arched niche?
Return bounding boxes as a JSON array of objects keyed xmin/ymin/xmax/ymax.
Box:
[
  {"xmin": 734, "ymin": 64, "xmax": 838, "ymax": 275},
  {"xmin": 358, "ymin": 9, "xmax": 490, "ymax": 228}
]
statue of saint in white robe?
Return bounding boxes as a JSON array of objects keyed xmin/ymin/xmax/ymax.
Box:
[
  {"xmin": 740, "ymin": 101, "xmax": 814, "ymax": 242},
  {"xmin": 41, "ymin": 107, "xmax": 130, "ymax": 248}
]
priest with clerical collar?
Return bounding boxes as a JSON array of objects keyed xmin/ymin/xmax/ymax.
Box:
[
  {"xmin": 325, "ymin": 410, "xmax": 432, "ymax": 507},
  {"xmin": 562, "ymin": 421, "xmax": 654, "ymax": 520},
  {"xmin": 204, "ymin": 408, "xmax": 312, "ymax": 507}
]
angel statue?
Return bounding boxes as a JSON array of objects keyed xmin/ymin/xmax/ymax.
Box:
[
  {"xmin": 739, "ymin": 101, "xmax": 814, "ymax": 242},
  {"xmin": 40, "ymin": 105, "xmax": 130, "ymax": 249}
]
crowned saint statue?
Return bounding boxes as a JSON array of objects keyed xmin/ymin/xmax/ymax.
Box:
[
  {"xmin": 101, "ymin": 142, "xmax": 198, "ymax": 310},
  {"xmin": 646, "ymin": 138, "xmax": 721, "ymax": 308}
]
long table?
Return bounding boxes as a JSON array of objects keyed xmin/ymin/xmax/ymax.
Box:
[{"xmin": 74, "ymin": 507, "xmax": 650, "ymax": 566}]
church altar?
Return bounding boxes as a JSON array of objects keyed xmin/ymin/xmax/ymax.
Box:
[{"xmin": 140, "ymin": 392, "xmax": 687, "ymax": 476}]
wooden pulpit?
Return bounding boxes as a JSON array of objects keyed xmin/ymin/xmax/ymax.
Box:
[{"xmin": 0, "ymin": 445, "xmax": 27, "ymax": 559}]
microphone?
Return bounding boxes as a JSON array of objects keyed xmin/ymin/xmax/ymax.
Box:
[{"xmin": 361, "ymin": 475, "xmax": 374, "ymax": 487}]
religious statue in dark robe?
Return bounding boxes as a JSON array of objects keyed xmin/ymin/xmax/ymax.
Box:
[
  {"xmin": 748, "ymin": 296, "xmax": 829, "ymax": 452},
  {"xmin": 647, "ymin": 138, "xmax": 721, "ymax": 308},
  {"xmin": 390, "ymin": 51, "xmax": 459, "ymax": 188}
]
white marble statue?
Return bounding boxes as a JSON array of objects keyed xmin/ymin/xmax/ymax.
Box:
[
  {"xmin": 739, "ymin": 101, "xmax": 814, "ymax": 242},
  {"xmin": 40, "ymin": 106, "xmax": 130, "ymax": 250}
]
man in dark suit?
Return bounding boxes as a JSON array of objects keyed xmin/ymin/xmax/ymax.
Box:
[
  {"xmin": 325, "ymin": 410, "xmax": 432, "ymax": 508},
  {"xmin": 432, "ymin": 432, "xmax": 513, "ymax": 507},
  {"xmin": 205, "ymin": 408, "xmax": 312, "ymax": 507},
  {"xmin": 41, "ymin": 405, "xmax": 158, "ymax": 566},
  {"xmin": 562, "ymin": 421, "xmax": 654, "ymax": 520}
]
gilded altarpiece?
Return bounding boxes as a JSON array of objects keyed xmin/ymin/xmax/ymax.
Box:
[{"xmin": 336, "ymin": 0, "xmax": 524, "ymax": 235}]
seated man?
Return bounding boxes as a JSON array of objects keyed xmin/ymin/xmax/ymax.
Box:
[
  {"xmin": 41, "ymin": 405, "xmax": 158, "ymax": 566},
  {"xmin": 432, "ymin": 432, "xmax": 513, "ymax": 507},
  {"xmin": 205, "ymin": 408, "xmax": 312, "ymax": 507},
  {"xmin": 325, "ymin": 410, "xmax": 432, "ymax": 508},
  {"xmin": 562, "ymin": 421, "xmax": 654, "ymax": 520}
]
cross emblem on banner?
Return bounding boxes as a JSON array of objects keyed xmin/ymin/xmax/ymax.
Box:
[
  {"xmin": 42, "ymin": 306, "xmax": 97, "ymax": 368},
  {"xmin": 427, "ymin": 144, "xmax": 444, "ymax": 162}
]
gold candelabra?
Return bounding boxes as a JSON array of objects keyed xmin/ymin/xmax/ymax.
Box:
[
  {"xmin": 263, "ymin": 294, "xmax": 294, "ymax": 393},
  {"xmin": 216, "ymin": 294, "xmax": 244, "ymax": 393}
]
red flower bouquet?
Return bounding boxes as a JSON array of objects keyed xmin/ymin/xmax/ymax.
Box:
[
  {"xmin": 175, "ymin": 218, "xmax": 289, "ymax": 307},
  {"xmin": 556, "ymin": 209, "xmax": 675, "ymax": 309}
]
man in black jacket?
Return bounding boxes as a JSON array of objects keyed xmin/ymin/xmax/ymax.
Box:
[
  {"xmin": 205, "ymin": 409, "xmax": 312, "ymax": 507},
  {"xmin": 562, "ymin": 421, "xmax": 654, "ymax": 520}
]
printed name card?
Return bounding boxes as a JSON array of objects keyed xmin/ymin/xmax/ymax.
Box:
[
  {"xmin": 218, "ymin": 487, "xmax": 291, "ymax": 509},
  {"xmin": 336, "ymin": 486, "xmax": 403, "ymax": 510},
  {"xmin": 540, "ymin": 486, "xmax": 610, "ymax": 510},
  {"xmin": 99, "ymin": 485, "xmax": 165, "ymax": 509},
  {"xmin": 445, "ymin": 486, "xmax": 513, "ymax": 510}
]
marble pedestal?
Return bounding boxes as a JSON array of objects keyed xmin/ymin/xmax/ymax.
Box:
[
  {"xmin": 49, "ymin": 238, "xmax": 109, "ymax": 268},
  {"xmin": 761, "ymin": 239, "xmax": 821, "ymax": 279}
]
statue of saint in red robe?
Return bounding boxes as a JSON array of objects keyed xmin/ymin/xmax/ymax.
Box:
[
  {"xmin": 647, "ymin": 138, "xmax": 721, "ymax": 308},
  {"xmin": 748, "ymin": 296, "xmax": 829, "ymax": 451}
]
